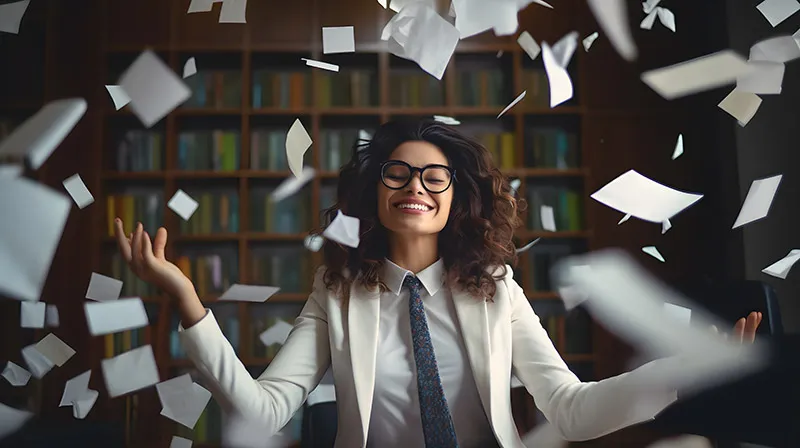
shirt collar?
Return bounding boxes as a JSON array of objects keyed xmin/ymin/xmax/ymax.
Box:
[{"xmin": 382, "ymin": 258, "xmax": 444, "ymax": 297}]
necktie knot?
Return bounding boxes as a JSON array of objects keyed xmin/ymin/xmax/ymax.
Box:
[{"xmin": 403, "ymin": 275, "xmax": 423, "ymax": 295}]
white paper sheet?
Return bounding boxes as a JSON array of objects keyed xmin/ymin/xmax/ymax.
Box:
[
  {"xmin": 119, "ymin": 50, "xmax": 191, "ymax": 128},
  {"xmin": 101, "ymin": 345, "xmax": 160, "ymax": 398},
  {"xmin": 20, "ymin": 301, "xmax": 45, "ymax": 328},
  {"xmin": 301, "ymin": 58, "xmax": 339, "ymax": 72},
  {"xmin": 591, "ymin": 170, "xmax": 703, "ymax": 223},
  {"xmin": 62, "ymin": 173, "xmax": 94, "ymax": 209},
  {"xmin": 72, "ymin": 389, "xmax": 98, "ymax": 419},
  {"xmin": 583, "ymin": 32, "xmax": 599, "ymax": 51},
  {"xmin": 168, "ymin": 189, "xmax": 199, "ymax": 221},
  {"xmin": 510, "ymin": 375, "xmax": 523, "ymax": 388},
  {"xmin": 618, "ymin": 213, "xmax": 632, "ymax": 224},
  {"xmin": 105, "ymin": 85, "xmax": 131, "ymax": 111},
  {"xmin": 183, "ymin": 57, "xmax": 197, "ymax": 78},
  {"xmin": 188, "ymin": 0, "xmax": 221, "ymax": 12},
  {"xmin": 517, "ymin": 31, "xmax": 541, "ymax": 60},
  {"xmin": 85, "ymin": 272, "xmax": 123, "ymax": 301},
  {"xmin": 643, "ymin": 0, "xmax": 662, "ymax": 14},
  {"xmin": 718, "ymin": 88, "xmax": 762, "ymax": 126},
  {"xmin": 157, "ymin": 375, "xmax": 212, "ymax": 429},
  {"xmin": 1, "ymin": 361, "xmax": 30, "ymax": 386},
  {"xmin": 509, "ymin": 178, "xmax": 521, "ymax": 196},
  {"xmin": 0, "ymin": 402, "xmax": 33, "ymax": 440},
  {"xmin": 587, "ymin": 0, "xmax": 637, "ymax": 61},
  {"xmin": 672, "ymin": 134, "xmax": 684, "ymax": 160},
  {"xmin": 171, "ymin": 436, "xmax": 193, "ymax": 448},
  {"xmin": 433, "ymin": 115, "xmax": 460, "ymax": 125},
  {"xmin": 642, "ymin": 246, "xmax": 665, "ymax": 262},
  {"xmin": 0, "ymin": 178, "xmax": 70, "ymax": 302},
  {"xmin": 663, "ymin": 303, "xmax": 692, "ymax": 326},
  {"xmin": 647, "ymin": 435, "xmax": 713, "ymax": 448},
  {"xmin": 0, "ymin": 98, "xmax": 87, "ymax": 170},
  {"xmin": 756, "ymin": 0, "xmax": 800, "ymax": 27},
  {"xmin": 388, "ymin": 0, "xmax": 435, "ymax": 13},
  {"xmin": 60, "ymin": 370, "xmax": 91, "ymax": 406},
  {"xmin": 640, "ymin": 9, "xmax": 658, "ymax": 30},
  {"xmin": 662, "ymin": 219, "xmax": 672, "ymax": 234},
  {"xmin": 749, "ymin": 35, "xmax": 800, "ymax": 63},
  {"xmin": 643, "ymin": 7, "xmax": 676, "ymax": 32},
  {"xmin": 732, "ymin": 174, "xmax": 782, "ymax": 228},
  {"xmin": 521, "ymin": 422, "xmax": 567, "ymax": 448},
  {"xmin": 0, "ymin": 0, "xmax": 30, "ymax": 34},
  {"xmin": 737, "ymin": 61, "xmax": 784, "ymax": 94},
  {"xmin": 0, "ymin": 164, "xmax": 22, "ymax": 178},
  {"xmin": 271, "ymin": 167, "xmax": 314, "ymax": 203},
  {"xmin": 515, "ymin": 238, "xmax": 541, "ymax": 254},
  {"xmin": 219, "ymin": 284, "xmax": 280, "ymax": 302},
  {"xmin": 541, "ymin": 205, "xmax": 556, "ymax": 231},
  {"xmin": 84, "ymin": 298, "xmax": 149, "ymax": 336},
  {"xmin": 307, "ymin": 369, "xmax": 336, "ymax": 406},
  {"xmin": 497, "ymin": 91, "xmax": 526, "ymax": 118},
  {"xmin": 542, "ymin": 41, "xmax": 573, "ymax": 108},
  {"xmin": 323, "ymin": 210, "xmax": 360, "ymax": 248},
  {"xmin": 260, "ymin": 320, "xmax": 294, "ymax": 346},
  {"xmin": 762, "ymin": 249, "xmax": 800, "ymax": 279},
  {"xmin": 21, "ymin": 344, "xmax": 54, "ymax": 378},
  {"xmin": 322, "ymin": 26, "xmax": 355, "ymax": 54},
  {"xmin": 45, "ymin": 304, "xmax": 59, "ymax": 327},
  {"xmin": 219, "ymin": 0, "xmax": 247, "ymax": 23},
  {"xmin": 285, "ymin": 119, "xmax": 312, "ymax": 178},
  {"xmin": 641, "ymin": 50, "xmax": 751, "ymax": 100},
  {"xmin": 451, "ymin": 0, "xmax": 520, "ymax": 39},
  {"xmin": 304, "ymin": 234, "xmax": 324, "ymax": 252},
  {"xmin": 35, "ymin": 333, "xmax": 75, "ymax": 366}
]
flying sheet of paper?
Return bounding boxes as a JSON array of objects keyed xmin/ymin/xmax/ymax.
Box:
[
  {"xmin": 641, "ymin": 50, "xmax": 751, "ymax": 100},
  {"xmin": 260, "ymin": 320, "xmax": 294, "ymax": 346},
  {"xmin": 718, "ymin": 88, "xmax": 762, "ymax": 126},
  {"xmin": 583, "ymin": 32, "xmax": 599, "ymax": 51},
  {"xmin": 586, "ymin": 0, "xmax": 637, "ymax": 61},
  {"xmin": 157, "ymin": 375, "xmax": 212, "ymax": 429},
  {"xmin": 647, "ymin": 435, "xmax": 713, "ymax": 448},
  {"xmin": 497, "ymin": 50, "xmax": 503, "ymax": 58},
  {"xmin": 218, "ymin": 0, "xmax": 247, "ymax": 23},
  {"xmin": 756, "ymin": 0, "xmax": 800, "ymax": 27},
  {"xmin": 271, "ymin": 167, "xmax": 314, "ymax": 203},
  {"xmin": 510, "ymin": 375, "xmax": 523, "ymax": 388},
  {"xmin": 2, "ymin": 362, "xmax": 31, "ymax": 386},
  {"xmin": 187, "ymin": 0, "xmax": 221, "ymax": 12},
  {"xmin": 286, "ymin": 119, "xmax": 312, "ymax": 178},
  {"xmin": 762, "ymin": 249, "xmax": 800, "ymax": 279},
  {"xmin": 21, "ymin": 344, "xmax": 54, "ymax": 378},
  {"xmin": 521, "ymin": 422, "xmax": 567, "ymax": 448},
  {"xmin": 20, "ymin": 301, "xmax": 45, "ymax": 328},
  {"xmin": 0, "ymin": 402, "xmax": 33, "ymax": 440},
  {"xmin": 643, "ymin": 0, "xmax": 662, "ymax": 14},
  {"xmin": 183, "ymin": 57, "xmax": 197, "ymax": 78},
  {"xmin": 618, "ymin": 213, "xmax": 631, "ymax": 224},
  {"xmin": 662, "ymin": 219, "xmax": 672, "ymax": 234},
  {"xmin": 515, "ymin": 238, "xmax": 541, "ymax": 254},
  {"xmin": 541, "ymin": 205, "xmax": 556, "ymax": 231},
  {"xmin": 517, "ymin": 31, "xmax": 541, "ymax": 60},
  {"xmin": 323, "ymin": 210, "xmax": 360, "ymax": 248},
  {"xmin": 170, "ymin": 436, "xmax": 193, "ymax": 448},
  {"xmin": 85, "ymin": 272, "xmax": 123, "ymax": 301},
  {"xmin": 433, "ymin": 115, "xmax": 460, "ymax": 125},
  {"xmin": 0, "ymin": 177, "xmax": 71, "ymax": 301},
  {"xmin": 642, "ymin": 246, "xmax": 665, "ymax": 262},
  {"xmin": 301, "ymin": 58, "xmax": 339, "ymax": 72},
  {"xmin": 737, "ymin": 61, "xmax": 784, "ymax": 95},
  {"xmin": 591, "ymin": 170, "xmax": 703, "ymax": 223},
  {"xmin": 60, "ymin": 370, "xmax": 91, "ymax": 407},
  {"xmin": 663, "ymin": 303, "xmax": 692, "ymax": 326},
  {"xmin": 542, "ymin": 42, "xmax": 573, "ymax": 107},
  {"xmin": 322, "ymin": 26, "xmax": 355, "ymax": 54},
  {"xmin": 388, "ymin": 0, "xmax": 435, "ymax": 13},
  {"xmin": 72, "ymin": 389, "xmax": 98, "ymax": 419},
  {"xmin": 168, "ymin": 189, "xmax": 199, "ymax": 221},
  {"xmin": 497, "ymin": 91, "xmax": 526, "ymax": 118},
  {"xmin": 62, "ymin": 173, "xmax": 94, "ymax": 209},
  {"xmin": 0, "ymin": 0, "xmax": 30, "ymax": 34},
  {"xmin": 46, "ymin": 304, "xmax": 59, "ymax": 327},
  {"xmin": 732, "ymin": 174, "xmax": 782, "ymax": 228},
  {"xmin": 84, "ymin": 298, "xmax": 149, "ymax": 336},
  {"xmin": 0, "ymin": 98, "xmax": 87, "ymax": 170},
  {"xmin": 101, "ymin": 345, "xmax": 160, "ymax": 398},
  {"xmin": 509, "ymin": 178, "xmax": 521, "ymax": 196},
  {"xmin": 35, "ymin": 333, "xmax": 75, "ymax": 367},
  {"xmin": 0, "ymin": 164, "xmax": 22, "ymax": 178},
  {"xmin": 219, "ymin": 284, "xmax": 281, "ymax": 302},
  {"xmin": 641, "ymin": 9, "xmax": 658, "ymax": 29},
  {"xmin": 451, "ymin": 0, "xmax": 521, "ymax": 39},
  {"xmin": 304, "ymin": 234, "xmax": 324, "ymax": 252},
  {"xmin": 105, "ymin": 85, "xmax": 131, "ymax": 111},
  {"xmin": 672, "ymin": 134, "xmax": 683, "ymax": 160},
  {"xmin": 642, "ymin": 7, "xmax": 676, "ymax": 32},
  {"xmin": 119, "ymin": 50, "xmax": 191, "ymax": 128},
  {"xmin": 749, "ymin": 35, "xmax": 800, "ymax": 63}
]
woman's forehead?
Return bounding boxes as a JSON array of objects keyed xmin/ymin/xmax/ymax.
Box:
[{"xmin": 389, "ymin": 140, "xmax": 449, "ymax": 166}]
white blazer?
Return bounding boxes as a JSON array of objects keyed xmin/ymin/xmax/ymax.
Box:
[{"xmin": 178, "ymin": 265, "xmax": 678, "ymax": 448}]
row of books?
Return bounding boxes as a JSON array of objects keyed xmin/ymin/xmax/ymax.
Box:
[
  {"xmin": 102, "ymin": 326, "xmax": 152, "ymax": 359},
  {"xmin": 318, "ymin": 128, "xmax": 360, "ymax": 170},
  {"xmin": 523, "ymin": 242, "xmax": 575, "ymax": 292},
  {"xmin": 250, "ymin": 250, "xmax": 313, "ymax": 293},
  {"xmin": 179, "ymin": 193, "xmax": 240, "ymax": 235},
  {"xmin": 183, "ymin": 71, "xmax": 242, "ymax": 109},
  {"xmin": 105, "ymin": 193, "xmax": 163, "ymax": 236},
  {"xmin": 174, "ymin": 254, "xmax": 239, "ymax": 298},
  {"xmin": 526, "ymin": 187, "xmax": 582, "ymax": 231},
  {"xmin": 115, "ymin": 130, "xmax": 164, "ymax": 172},
  {"xmin": 475, "ymin": 132, "xmax": 517, "ymax": 169},
  {"xmin": 252, "ymin": 70, "xmax": 311, "ymax": 109},
  {"xmin": 525, "ymin": 128, "xmax": 580, "ymax": 168},
  {"xmin": 250, "ymin": 189, "xmax": 311, "ymax": 233},
  {"xmin": 521, "ymin": 69, "xmax": 554, "ymax": 108},
  {"xmin": 317, "ymin": 71, "xmax": 377, "ymax": 108},
  {"xmin": 454, "ymin": 69, "xmax": 507, "ymax": 107},
  {"xmin": 389, "ymin": 72, "xmax": 445, "ymax": 107},
  {"xmin": 111, "ymin": 253, "xmax": 159, "ymax": 297},
  {"xmin": 178, "ymin": 131, "xmax": 241, "ymax": 171},
  {"xmin": 251, "ymin": 129, "xmax": 289, "ymax": 170}
]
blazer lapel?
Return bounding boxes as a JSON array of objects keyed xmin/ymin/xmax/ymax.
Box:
[
  {"xmin": 347, "ymin": 283, "xmax": 381, "ymax": 446},
  {"xmin": 452, "ymin": 288, "xmax": 495, "ymax": 427}
]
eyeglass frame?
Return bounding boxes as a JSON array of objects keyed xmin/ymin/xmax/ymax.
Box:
[{"xmin": 379, "ymin": 160, "xmax": 457, "ymax": 194}]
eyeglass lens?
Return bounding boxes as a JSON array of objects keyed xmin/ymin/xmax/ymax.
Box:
[{"xmin": 382, "ymin": 163, "xmax": 452, "ymax": 193}]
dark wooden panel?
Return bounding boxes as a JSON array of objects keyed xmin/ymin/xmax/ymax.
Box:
[
  {"xmin": 106, "ymin": 0, "xmax": 171, "ymax": 48},
  {"xmin": 0, "ymin": 0, "xmax": 46, "ymax": 106},
  {"xmin": 516, "ymin": 0, "xmax": 577, "ymax": 45},
  {"xmin": 318, "ymin": 0, "xmax": 387, "ymax": 48},
  {"xmin": 175, "ymin": 0, "xmax": 245, "ymax": 49},
  {"xmin": 248, "ymin": 0, "xmax": 313, "ymax": 47}
]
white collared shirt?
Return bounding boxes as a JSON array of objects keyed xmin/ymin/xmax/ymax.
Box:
[{"xmin": 367, "ymin": 258, "xmax": 496, "ymax": 448}]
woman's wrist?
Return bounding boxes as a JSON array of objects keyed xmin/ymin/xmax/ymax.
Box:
[{"xmin": 174, "ymin": 286, "xmax": 207, "ymax": 328}]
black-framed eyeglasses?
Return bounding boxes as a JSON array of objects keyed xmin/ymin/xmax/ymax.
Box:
[{"xmin": 380, "ymin": 160, "xmax": 456, "ymax": 194}]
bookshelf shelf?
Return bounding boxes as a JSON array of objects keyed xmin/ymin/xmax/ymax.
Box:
[
  {"xmin": 517, "ymin": 230, "xmax": 592, "ymax": 239},
  {"xmin": 504, "ymin": 168, "xmax": 587, "ymax": 177},
  {"xmin": 176, "ymin": 108, "xmax": 242, "ymax": 116},
  {"xmin": 245, "ymin": 233, "xmax": 307, "ymax": 242},
  {"xmin": 318, "ymin": 107, "xmax": 382, "ymax": 115},
  {"xmin": 250, "ymin": 107, "xmax": 312, "ymax": 116}
]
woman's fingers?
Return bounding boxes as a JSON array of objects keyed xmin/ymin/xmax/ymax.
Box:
[
  {"xmin": 130, "ymin": 223, "xmax": 144, "ymax": 274},
  {"xmin": 744, "ymin": 312, "xmax": 759, "ymax": 343},
  {"xmin": 733, "ymin": 318, "xmax": 746, "ymax": 343},
  {"xmin": 153, "ymin": 227, "xmax": 168, "ymax": 260},
  {"xmin": 114, "ymin": 218, "xmax": 132, "ymax": 262},
  {"xmin": 142, "ymin": 231, "xmax": 158, "ymax": 268}
]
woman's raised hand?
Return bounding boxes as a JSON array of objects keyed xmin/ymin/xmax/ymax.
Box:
[{"xmin": 114, "ymin": 219, "xmax": 194, "ymax": 300}]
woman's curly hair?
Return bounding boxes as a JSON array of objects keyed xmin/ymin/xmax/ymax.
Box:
[{"xmin": 317, "ymin": 119, "xmax": 525, "ymax": 301}]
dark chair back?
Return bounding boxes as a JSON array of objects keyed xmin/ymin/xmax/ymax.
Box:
[{"xmin": 300, "ymin": 401, "xmax": 338, "ymax": 448}]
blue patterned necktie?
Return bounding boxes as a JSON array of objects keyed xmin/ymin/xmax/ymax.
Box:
[{"xmin": 404, "ymin": 275, "xmax": 460, "ymax": 448}]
